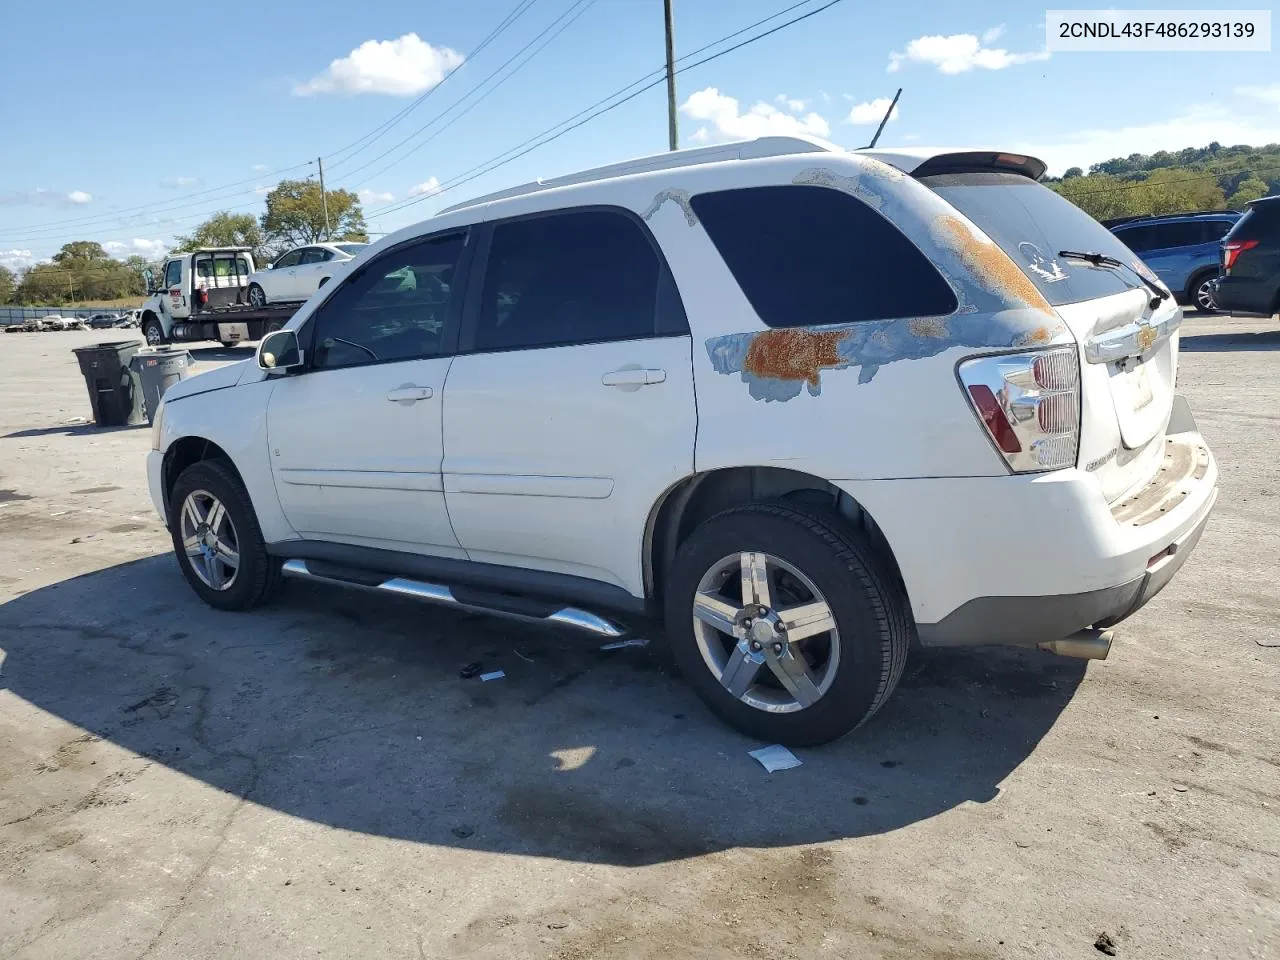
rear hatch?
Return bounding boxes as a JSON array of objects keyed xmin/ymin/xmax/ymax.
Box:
[
  {"xmin": 1220, "ymin": 198, "xmax": 1280, "ymax": 306},
  {"xmin": 916, "ymin": 169, "xmax": 1180, "ymax": 502}
]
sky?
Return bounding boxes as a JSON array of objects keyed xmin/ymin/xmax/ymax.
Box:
[{"xmin": 1, "ymin": 0, "xmax": 1278, "ymax": 272}]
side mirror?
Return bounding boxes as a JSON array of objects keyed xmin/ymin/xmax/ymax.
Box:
[{"xmin": 258, "ymin": 329, "xmax": 302, "ymax": 372}]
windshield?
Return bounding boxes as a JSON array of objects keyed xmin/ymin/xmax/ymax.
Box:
[
  {"xmin": 335, "ymin": 243, "xmax": 369, "ymax": 256},
  {"xmin": 919, "ymin": 171, "xmax": 1144, "ymax": 306}
]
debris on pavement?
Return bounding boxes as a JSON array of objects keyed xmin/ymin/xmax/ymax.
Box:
[
  {"xmin": 1094, "ymin": 931, "xmax": 1118, "ymax": 955},
  {"xmin": 599, "ymin": 637, "xmax": 650, "ymax": 650},
  {"xmin": 458, "ymin": 662, "xmax": 483, "ymax": 679},
  {"xmin": 1173, "ymin": 785, "xmax": 1189, "ymax": 792},
  {"xmin": 748, "ymin": 744, "xmax": 802, "ymax": 772},
  {"xmin": 480, "ymin": 670, "xmax": 506, "ymax": 682},
  {"xmin": 451, "ymin": 825, "xmax": 475, "ymax": 839}
]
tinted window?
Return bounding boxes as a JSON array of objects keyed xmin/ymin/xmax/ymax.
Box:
[
  {"xmin": 1201, "ymin": 219, "xmax": 1235, "ymax": 243},
  {"xmin": 163, "ymin": 260, "xmax": 182, "ymax": 287},
  {"xmin": 299, "ymin": 248, "xmax": 328, "ymax": 265},
  {"xmin": 1147, "ymin": 222, "xmax": 1205, "ymax": 249},
  {"xmin": 1227, "ymin": 201, "xmax": 1280, "ymax": 241},
  {"xmin": 923, "ymin": 172, "xmax": 1138, "ymax": 305},
  {"xmin": 1113, "ymin": 224, "xmax": 1156, "ymax": 253},
  {"xmin": 274, "ymin": 250, "xmax": 302, "ymax": 269},
  {"xmin": 335, "ymin": 243, "xmax": 369, "ymax": 256},
  {"xmin": 690, "ymin": 185, "xmax": 957, "ymax": 327},
  {"xmin": 311, "ymin": 233, "xmax": 463, "ymax": 370},
  {"xmin": 475, "ymin": 210, "xmax": 661, "ymax": 350}
]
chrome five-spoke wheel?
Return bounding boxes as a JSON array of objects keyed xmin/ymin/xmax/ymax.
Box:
[
  {"xmin": 179, "ymin": 489, "xmax": 240, "ymax": 591},
  {"xmin": 692, "ymin": 550, "xmax": 840, "ymax": 713}
]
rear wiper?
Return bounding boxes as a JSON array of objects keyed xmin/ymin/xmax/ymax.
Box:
[{"xmin": 1058, "ymin": 250, "xmax": 1169, "ymax": 310}]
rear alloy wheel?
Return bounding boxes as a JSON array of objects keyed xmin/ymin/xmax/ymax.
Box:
[
  {"xmin": 1191, "ymin": 273, "xmax": 1219, "ymax": 314},
  {"xmin": 664, "ymin": 502, "xmax": 911, "ymax": 746},
  {"xmin": 247, "ymin": 283, "xmax": 267, "ymax": 309}
]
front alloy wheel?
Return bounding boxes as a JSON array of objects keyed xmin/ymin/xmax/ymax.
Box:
[{"xmin": 179, "ymin": 489, "xmax": 240, "ymax": 591}]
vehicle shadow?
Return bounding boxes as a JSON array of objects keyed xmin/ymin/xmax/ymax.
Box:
[
  {"xmin": 4, "ymin": 422, "xmax": 147, "ymax": 439},
  {"xmin": 0, "ymin": 556, "xmax": 1085, "ymax": 867},
  {"xmin": 1180, "ymin": 329, "xmax": 1280, "ymax": 352}
]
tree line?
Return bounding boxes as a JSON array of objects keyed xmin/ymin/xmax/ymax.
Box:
[{"xmin": 1, "ymin": 179, "xmax": 367, "ymax": 306}]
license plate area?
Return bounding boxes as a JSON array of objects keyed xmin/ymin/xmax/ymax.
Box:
[
  {"xmin": 1114, "ymin": 357, "xmax": 1154, "ymax": 413},
  {"xmin": 218, "ymin": 322, "xmax": 250, "ymax": 343}
]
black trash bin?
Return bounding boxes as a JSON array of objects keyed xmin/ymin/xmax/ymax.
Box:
[{"xmin": 72, "ymin": 340, "xmax": 146, "ymax": 427}]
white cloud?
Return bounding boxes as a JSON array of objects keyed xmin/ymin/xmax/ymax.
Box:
[
  {"xmin": 679, "ymin": 87, "xmax": 830, "ymax": 144},
  {"xmin": 982, "ymin": 24, "xmax": 1006, "ymax": 44},
  {"xmin": 0, "ymin": 188, "xmax": 92, "ymax": 208},
  {"xmin": 1014, "ymin": 103, "xmax": 1280, "ymax": 175},
  {"xmin": 888, "ymin": 30, "xmax": 1049, "ymax": 74},
  {"xmin": 253, "ymin": 184, "xmax": 272, "ymax": 196},
  {"xmin": 161, "ymin": 176, "xmax": 199, "ymax": 189},
  {"xmin": 847, "ymin": 97, "xmax": 899, "ymax": 125},
  {"xmin": 252, "ymin": 163, "xmax": 268, "ymax": 172},
  {"xmin": 358, "ymin": 189, "xmax": 395, "ymax": 204},
  {"xmin": 295, "ymin": 33, "xmax": 464, "ymax": 96},
  {"xmin": 102, "ymin": 239, "xmax": 168, "ymax": 260},
  {"xmin": 408, "ymin": 177, "xmax": 441, "ymax": 197},
  {"xmin": 0, "ymin": 248, "xmax": 34, "ymax": 271},
  {"xmin": 1237, "ymin": 83, "xmax": 1280, "ymax": 107},
  {"xmin": 774, "ymin": 94, "xmax": 808, "ymax": 112}
]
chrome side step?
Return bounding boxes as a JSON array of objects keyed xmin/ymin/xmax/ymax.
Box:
[{"xmin": 280, "ymin": 558, "xmax": 626, "ymax": 638}]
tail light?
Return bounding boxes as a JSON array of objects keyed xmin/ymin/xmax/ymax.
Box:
[
  {"xmin": 958, "ymin": 347, "xmax": 1081, "ymax": 473},
  {"xmin": 1223, "ymin": 239, "xmax": 1258, "ymax": 273}
]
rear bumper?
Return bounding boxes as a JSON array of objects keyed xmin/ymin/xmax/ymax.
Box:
[
  {"xmin": 1212, "ymin": 276, "xmax": 1278, "ymax": 315},
  {"xmin": 834, "ymin": 395, "xmax": 1218, "ymax": 648}
]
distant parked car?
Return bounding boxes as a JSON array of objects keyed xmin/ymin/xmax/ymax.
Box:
[
  {"xmin": 87, "ymin": 312, "xmax": 123, "ymax": 329},
  {"xmin": 1105, "ymin": 211, "xmax": 1240, "ymax": 313},
  {"xmin": 38, "ymin": 314, "xmax": 70, "ymax": 331},
  {"xmin": 244, "ymin": 242, "xmax": 369, "ymax": 307},
  {"xmin": 1212, "ymin": 196, "xmax": 1280, "ymax": 316}
]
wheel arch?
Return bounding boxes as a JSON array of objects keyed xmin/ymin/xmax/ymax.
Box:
[
  {"xmin": 1184, "ymin": 266, "xmax": 1219, "ymax": 301},
  {"xmin": 162, "ymin": 437, "xmax": 247, "ymax": 508},
  {"xmin": 642, "ymin": 466, "xmax": 907, "ymax": 609}
]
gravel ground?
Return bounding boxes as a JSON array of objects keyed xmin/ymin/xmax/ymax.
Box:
[{"xmin": 1, "ymin": 320, "xmax": 1277, "ymax": 960}]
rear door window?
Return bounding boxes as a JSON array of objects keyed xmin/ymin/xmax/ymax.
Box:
[
  {"xmin": 690, "ymin": 185, "xmax": 957, "ymax": 327},
  {"xmin": 1201, "ymin": 219, "xmax": 1235, "ymax": 243},
  {"xmin": 1147, "ymin": 222, "xmax": 1203, "ymax": 250},
  {"xmin": 921, "ymin": 171, "xmax": 1140, "ymax": 306}
]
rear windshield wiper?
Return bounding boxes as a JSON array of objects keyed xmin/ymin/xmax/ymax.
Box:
[{"xmin": 1058, "ymin": 250, "xmax": 1169, "ymax": 309}]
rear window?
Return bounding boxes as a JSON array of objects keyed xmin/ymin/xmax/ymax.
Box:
[
  {"xmin": 335, "ymin": 243, "xmax": 369, "ymax": 256},
  {"xmin": 920, "ymin": 171, "xmax": 1138, "ymax": 306},
  {"xmin": 689, "ymin": 185, "xmax": 957, "ymax": 328},
  {"xmin": 1226, "ymin": 201, "xmax": 1280, "ymax": 242}
]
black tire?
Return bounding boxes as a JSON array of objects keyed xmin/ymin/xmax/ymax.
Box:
[
  {"xmin": 1187, "ymin": 271, "xmax": 1220, "ymax": 314},
  {"xmin": 247, "ymin": 283, "xmax": 267, "ymax": 308},
  {"xmin": 663, "ymin": 501, "xmax": 911, "ymax": 746},
  {"xmin": 168, "ymin": 459, "xmax": 282, "ymax": 612},
  {"xmin": 142, "ymin": 317, "xmax": 166, "ymax": 346}
]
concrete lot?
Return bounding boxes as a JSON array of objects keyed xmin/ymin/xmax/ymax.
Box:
[{"xmin": 1, "ymin": 320, "xmax": 1277, "ymax": 959}]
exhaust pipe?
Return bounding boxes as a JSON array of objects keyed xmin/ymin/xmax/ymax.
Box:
[{"xmin": 1038, "ymin": 628, "xmax": 1114, "ymax": 660}]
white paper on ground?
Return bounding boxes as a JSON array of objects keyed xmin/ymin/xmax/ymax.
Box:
[
  {"xmin": 748, "ymin": 744, "xmax": 802, "ymax": 773},
  {"xmin": 479, "ymin": 670, "xmax": 506, "ymax": 682}
]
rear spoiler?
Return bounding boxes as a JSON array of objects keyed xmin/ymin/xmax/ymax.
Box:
[{"xmin": 909, "ymin": 151, "xmax": 1047, "ymax": 181}]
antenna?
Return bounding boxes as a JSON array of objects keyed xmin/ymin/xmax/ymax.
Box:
[{"xmin": 866, "ymin": 88, "xmax": 903, "ymax": 149}]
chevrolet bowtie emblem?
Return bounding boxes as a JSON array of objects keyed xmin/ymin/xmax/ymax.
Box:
[{"xmin": 1136, "ymin": 323, "xmax": 1157, "ymax": 351}]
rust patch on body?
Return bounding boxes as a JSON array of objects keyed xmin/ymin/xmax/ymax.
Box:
[
  {"xmin": 933, "ymin": 216, "xmax": 1053, "ymax": 315},
  {"xmin": 742, "ymin": 328, "xmax": 850, "ymax": 390},
  {"xmin": 907, "ymin": 316, "xmax": 949, "ymax": 338},
  {"xmin": 1015, "ymin": 325, "xmax": 1053, "ymax": 346}
]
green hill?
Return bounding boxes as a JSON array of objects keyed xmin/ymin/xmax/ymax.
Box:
[{"xmin": 1045, "ymin": 142, "xmax": 1280, "ymax": 221}]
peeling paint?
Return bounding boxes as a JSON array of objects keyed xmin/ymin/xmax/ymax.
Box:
[
  {"xmin": 931, "ymin": 216, "xmax": 1053, "ymax": 315},
  {"xmin": 1013, "ymin": 324, "xmax": 1054, "ymax": 347},
  {"xmin": 641, "ymin": 188, "xmax": 698, "ymax": 226},
  {"xmin": 705, "ymin": 313, "xmax": 1026, "ymax": 401}
]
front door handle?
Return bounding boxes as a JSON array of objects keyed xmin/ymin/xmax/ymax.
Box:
[
  {"xmin": 386, "ymin": 385, "xmax": 433, "ymax": 404},
  {"xmin": 601, "ymin": 368, "xmax": 667, "ymax": 387}
]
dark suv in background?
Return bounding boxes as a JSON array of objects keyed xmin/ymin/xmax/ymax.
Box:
[
  {"xmin": 1212, "ymin": 196, "xmax": 1280, "ymax": 316},
  {"xmin": 1105, "ymin": 211, "xmax": 1240, "ymax": 313}
]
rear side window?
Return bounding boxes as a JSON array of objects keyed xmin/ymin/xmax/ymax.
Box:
[
  {"xmin": 474, "ymin": 209, "xmax": 667, "ymax": 351},
  {"xmin": 690, "ymin": 186, "xmax": 956, "ymax": 327},
  {"xmin": 921, "ymin": 172, "xmax": 1137, "ymax": 306},
  {"xmin": 1201, "ymin": 219, "xmax": 1235, "ymax": 243},
  {"xmin": 1226, "ymin": 201, "xmax": 1280, "ymax": 242}
]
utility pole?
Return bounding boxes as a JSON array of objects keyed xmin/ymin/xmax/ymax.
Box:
[
  {"xmin": 316, "ymin": 156, "xmax": 332, "ymax": 240},
  {"xmin": 867, "ymin": 88, "xmax": 903, "ymax": 149},
  {"xmin": 664, "ymin": 0, "xmax": 678, "ymax": 151}
]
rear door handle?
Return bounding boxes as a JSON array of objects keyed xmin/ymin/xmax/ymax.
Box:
[
  {"xmin": 601, "ymin": 368, "xmax": 667, "ymax": 387},
  {"xmin": 386, "ymin": 385, "xmax": 433, "ymax": 404}
]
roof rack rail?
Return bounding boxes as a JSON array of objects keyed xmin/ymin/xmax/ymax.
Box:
[
  {"xmin": 437, "ymin": 135, "xmax": 840, "ymax": 215},
  {"xmin": 1101, "ymin": 209, "xmax": 1237, "ymax": 228}
]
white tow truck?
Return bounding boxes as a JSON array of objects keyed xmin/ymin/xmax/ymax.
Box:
[{"xmin": 139, "ymin": 247, "xmax": 299, "ymax": 348}]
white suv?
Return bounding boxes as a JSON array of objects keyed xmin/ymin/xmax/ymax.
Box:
[{"xmin": 147, "ymin": 137, "xmax": 1218, "ymax": 746}]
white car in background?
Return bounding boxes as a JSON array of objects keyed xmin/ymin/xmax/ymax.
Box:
[{"xmin": 245, "ymin": 242, "xmax": 368, "ymax": 307}]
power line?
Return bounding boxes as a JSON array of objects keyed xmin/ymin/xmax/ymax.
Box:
[
  {"xmin": 1055, "ymin": 166, "xmax": 1280, "ymax": 197},
  {"xmin": 338, "ymin": 0, "xmax": 598, "ymax": 188},
  {"xmin": 325, "ymin": 0, "xmax": 543, "ymax": 171},
  {"xmin": 367, "ymin": 0, "xmax": 847, "ymax": 222}
]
